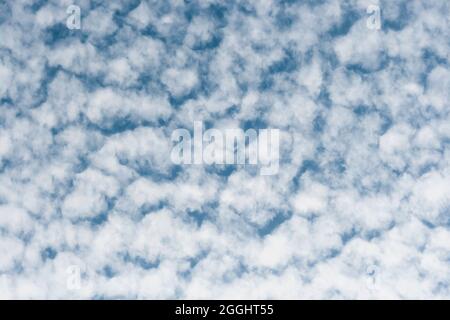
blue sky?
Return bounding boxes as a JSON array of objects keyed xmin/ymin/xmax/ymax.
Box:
[{"xmin": 0, "ymin": 0, "xmax": 449, "ymax": 299}]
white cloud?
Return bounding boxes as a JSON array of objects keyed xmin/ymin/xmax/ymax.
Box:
[{"xmin": 0, "ymin": 0, "xmax": 449, "ymax": 299}]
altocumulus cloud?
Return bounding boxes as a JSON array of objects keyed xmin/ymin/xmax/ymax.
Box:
[{"xmin": 0, "ymin": 0, "xmax": 449, "ymax": 299}]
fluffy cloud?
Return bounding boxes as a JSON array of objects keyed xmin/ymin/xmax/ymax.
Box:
[{"xmin": 0, "ymin": 0, "xmax": 449, "ymax": 299}]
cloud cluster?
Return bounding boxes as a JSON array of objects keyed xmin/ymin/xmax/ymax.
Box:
[{"xmin": 0, "ymin": 0, "xmax": 449, "ymax": 299}]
